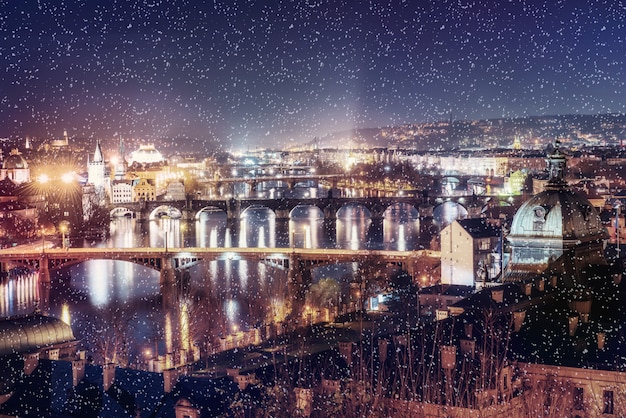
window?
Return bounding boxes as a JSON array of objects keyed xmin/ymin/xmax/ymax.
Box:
[
  {"xmin": 603, "ymin": 390, "xmax": 614, "ymax": 414},
  {"xmin": 533, "ymin": 206, "xmax": 546, "ymax": 231},
  {"xmin": 573, "ymin": 387, "xmax": 583, "ymax": 410}
]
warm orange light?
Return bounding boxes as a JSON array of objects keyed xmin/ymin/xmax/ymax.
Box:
[{"xmin": 61, "ymin": 172, "xmax": 74, "ymax": 183}]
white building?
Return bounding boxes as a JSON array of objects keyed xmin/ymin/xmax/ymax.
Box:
[
  {"xmin": 440, "ymin": 218, "xmax": 502, "ymax": 287},
  {"xmin": 130, "ymin": 144, "xmax": 165, "ymax": 165},
  {"xmin": 111, "ymin": 180, "xmax": 133, "ymax": 204}
]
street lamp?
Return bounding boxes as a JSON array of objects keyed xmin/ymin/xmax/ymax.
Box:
[{"xmin": 59, "ymin": 221, "xmax": 70, "ymax": 249}]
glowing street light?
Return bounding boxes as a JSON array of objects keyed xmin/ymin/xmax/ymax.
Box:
[
  {"xmin": 59, "ymin": 221, "xmax": 70, "ymax": 249},
  {"xmin": 61, "ymin": 172, "xmax": 75, "ymax": 183}
]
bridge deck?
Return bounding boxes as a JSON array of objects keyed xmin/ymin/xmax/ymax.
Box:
[{"xmin": 0, "ymin": 247, "xmax": 439, "ymax": 262}]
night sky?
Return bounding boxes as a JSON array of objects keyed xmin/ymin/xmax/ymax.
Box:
[{"xmin": 0, "ymin": 0, "xmax": 624, "ymax": 149}]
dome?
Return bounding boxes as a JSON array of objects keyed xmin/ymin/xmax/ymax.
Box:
[
  {"xmin": 130, "ymin": 144, "xmax": 164, "ymax": 165},
  {"xmin": 504, "ymin": 144, "xmax": 608, "ymax": 282},
  {"xmin": 3, "ymin": 149, "xmax": 28, "ymax": 170},
  {"xmin": 509, "ymin": 188, "xmax": 606, "ymax": 243},
  {"xmin": 0, "ymin": 314, "xmax": 75, "ymax": 356}
]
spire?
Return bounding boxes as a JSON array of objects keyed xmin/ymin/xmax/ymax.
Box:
[
  {"xmin": 119, "ymin": 136, "xmax": 124, "ymax": 160},
  {"xmin": 114, "ymin": 136, "xmax": 127, "ymax": 180},
  {"xmin": 93, "ymin": 140, "xmax": 104, "ymax": 163},
  {"xmin": 63, "ymin": 129, "xmax": 69, "ymax": 146},
  {"xmin": 546, "ymin": 140, "xmax": 567, "ymax": 190}
]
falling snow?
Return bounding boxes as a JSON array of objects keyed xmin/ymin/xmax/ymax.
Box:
[{"xmin": 0, "ymin": 0, "xmax": 624, "ymax": 148}]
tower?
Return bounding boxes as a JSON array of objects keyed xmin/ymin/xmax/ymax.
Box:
[
  {"xmin": 87, "ymin": 140, "xmax": 107, "ymax": 201},
  {"xmin": 114, "ymin": 137, "xmax": 127, "ymax": 180}
]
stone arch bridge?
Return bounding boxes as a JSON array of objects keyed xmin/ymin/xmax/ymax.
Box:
[
  {"xmin": 110, "ymin": 194, "xmax": 521, "ymax": 224},
  {"xmin": 0, "ymin": 248, "xmax": 440, "ymax": 297}
]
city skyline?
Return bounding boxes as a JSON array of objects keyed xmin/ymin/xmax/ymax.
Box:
[{"xmin": 0, "ymin": 1, "xmax": 624, "ymax": 149}]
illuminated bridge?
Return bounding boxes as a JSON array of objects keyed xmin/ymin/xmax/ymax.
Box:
[
  {"xmin": 111, "ymin": 194, "xmax": 524, "ymax": 224},
  {"xmin": 0, "ymin": 247, "xmax": 440, "ymax": 287}
]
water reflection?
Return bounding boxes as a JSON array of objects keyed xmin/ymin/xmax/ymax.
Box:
[
  {"xmin": 0, "ymin": 270, "xmax": 39, "ymax": 317},
  {"xmin": 2, "ymin": 199, "xmax": 441, "ymax": 367}
]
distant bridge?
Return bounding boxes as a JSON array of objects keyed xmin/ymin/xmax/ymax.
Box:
[{"xmin": 110, "ymin": 194, "xmax": 523, "ymax": 223}]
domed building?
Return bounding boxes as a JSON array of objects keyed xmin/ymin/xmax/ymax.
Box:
[
  {"xmin": 504, "ymin": 144, "xmax": 608, "ymax": 282},
  {"xmin": 129, "ymin": 144, "xmax": 165, "ymax": 165},
  {"xmin": 1, "ymin": 149, "xmax": 30, "ymax": 184}
]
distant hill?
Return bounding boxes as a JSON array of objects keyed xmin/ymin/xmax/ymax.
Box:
[{"xmin": 302, "ymin": 113, "xmax": 626, "ymax": 151}]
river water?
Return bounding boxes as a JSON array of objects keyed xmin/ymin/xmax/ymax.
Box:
[{"xmin": 0, "ymin": 188, "xmax": 463, "ymax": 367}]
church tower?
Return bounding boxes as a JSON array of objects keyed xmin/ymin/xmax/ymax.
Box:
[
  {"xmin": 114, "ymin": 137, "xmax": 127, "ymax": 180},
  {"xmin": 88, "ymin": 140, "xmax": 107, "ymax": 201}
]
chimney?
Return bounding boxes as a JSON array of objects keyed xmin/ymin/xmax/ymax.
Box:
[
  {"xmin": 597, "ymin": 332, "xmax": 606, "ymax": 350},
  {"xmin": 460, "ymin": 340, "xmax": 475, "ymax": 358},
  {"xmin": 513, "ymin": 310, "xmax": 526, "ymax": 332},
  {"xmin": 491, "ymin": 289, "xmax": 504, "ymax": 303},
  {"xmin": 550, "ymin": 275, "xmax": 558, "ymax": 288},
  {"xmin": 103, "ymin": 363, "xmax": 116, "ymax": 391},
  {"xmin": 23, "ymin": 353, "xmax": 39, "ymax": 376},
  {"xmin": 338, "ymin": 341, "xmax": 353, "ymax": 365},
  {"xmin": 440, "ymin": 345, "xmax": 457, "ymax": 370},
  {"xmin": 537, "ymin": 278, "xmax": 545, "ymax": 292},
  {"xmin": 72, "ymin": 359, "xmax": 85, "ymax": 387},
  {"xmin": 464, "ymin": 322, "xmax": 473, "ymax": 338},
  {"xmin": 378, "ymin": 339, "xmax": 389, "ymax": 364},
  {"xmin": 163, "ymin": 368, "xmax": 179, "ymax": 393},
  {"xmin": 568, "ymin": 315, "xmax": 579, "ymax": 337}
]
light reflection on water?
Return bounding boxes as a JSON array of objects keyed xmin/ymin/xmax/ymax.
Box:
[{"xmin": 1, "ymin": 198, "xmax": 463, "ymax": 365}]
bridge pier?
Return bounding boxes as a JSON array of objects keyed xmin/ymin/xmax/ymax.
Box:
[
  {"xmin": 38, "ymin": 255, "xmax": 51, "ymax": 284},
  {"xmin": 181, "ymin": 207, "xmax": 195, "ymax": 222},
  {"xmin": 135, "ymin": 208, "xmax": 150, "ymax": 222},
  {"xmin": 38, "ymin": 281, "xmax": 51, "ymax": 314},
  {"xmin": 275, "ymin": 218, "xmax": 290, "ymax": 246},
  {"xmin": 226, "ymin": 198, "xmax": 241, "ymax": 223},
  {"xmin": 367, "ymin": 215, "xmax": 385, "ymax": 243},
  {"xmin": 226, "ymin": 219, "xmax": 240, "ymax": 247},
  {"xmin": 418, "ymin": 204, "xmax": 436, "ymax": 249},
  {"xmin": 288, "ymin": 254, "xmax": 313, "ymax": 323},
  {"xmin": 322, "ymin": 205, "xmax": 338, "ymax": 240},
  {"xmin": 323, "ymin": 218, "xmax": 337, "ymax": 241},
  {"xmin": 274, "ymin": 208, "xmax": 290, "ymax": 221},
  {"xmin": 160, "ymin": 257, "xmax": 176, "ymax": 285}
]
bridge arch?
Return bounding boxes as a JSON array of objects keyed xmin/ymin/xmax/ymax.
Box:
[
  {"xmin": 383, "ymin": 202, "xmax": 419, "ymax": 222},
  {"xmin": 290, "ymin": 204, "xmax": 323, "ymax": 219},
  {"xmin": 110, "ymin": 207, "xmax": 134, "ymax": 218},
  {"xmin": 293, "ymin": 180, "xmax": 318, "ymax": 189},
  {"xmin": 441, "ymin": 176, "xmax": 461, "ymax": 195},
  {"xmin": 337, "ymin": 203, "xmax": 372, "ymax": 218},
  {"xmin": 149, "ymin": 205, "xmax": 183, "ymax": 220},
  {"xmin": 433, "ymin": 200, "xmax": 469, "ymax": 227},
  {"xmin": 240, "ymin": 205, "xmax": 277, "ymax": 221},
  {"xmin": 195, "ymin": 206, "xmax": 227, "ymax": 220}
]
